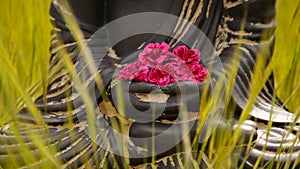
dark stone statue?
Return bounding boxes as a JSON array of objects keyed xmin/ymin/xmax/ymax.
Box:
[{"xmin": 1, "ymin": 0, "xmax": 299, "ymax": 168}]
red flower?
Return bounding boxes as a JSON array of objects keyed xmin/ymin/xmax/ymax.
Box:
[
  {"xmin": 134, "ymin": 66, "xmax": 149, "ymax": 82},
  {"xmin": 148, "ymin": 68, "xmax": 171, "ymax": 86},
  {"xmin": 173, "ymin": 45, "xmax": 200, "ymax": 65},
  {"xmin": 189, "ymin": 64, "xmax": 208, "ymax": 82}
]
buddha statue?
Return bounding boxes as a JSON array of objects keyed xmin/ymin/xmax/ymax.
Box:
[{"xmin": 1, "ymin": 0, "xmax": 299, "ymax": 168}]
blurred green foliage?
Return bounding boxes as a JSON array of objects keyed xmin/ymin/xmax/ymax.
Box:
[
  {"xmin": 273, "ymin": 1, "xmax": 300, "ymax": 113},
  {"xmin": 0, "ymin": 1, "xmax": 52, "ymax": 123}
]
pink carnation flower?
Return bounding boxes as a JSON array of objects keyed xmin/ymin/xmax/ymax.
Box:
[
  {"xmin": 173, "ymin": 45, "xmax": 200, "ymax": 65},
  {"xmin": 118, "ymin": 63, "xmax": 139, "ymax": 80},
  {"xmin": 138, "ymin": 42, "xmax": 172, "ymax": 67},
  {"xmin": 138, "ymin": 51, "xmax": 170, "ymax": 67},
  {"xmin": 189, "ymin": 64, "xmax": 208, "ymax": 82},
  {"xmin": 134, "ymin": 65, "xmax": 149, "ymax": 82},
  {"xmin": 174, "ymin": 63, "xmax": 195, "ymax": 81},
  {"xmin": 148, "ymin": 68, "xmax": 172, "ymax": 86},
  {"xmin": 144, "ymin": 42, "xmax": 170, "ymax": 52}
]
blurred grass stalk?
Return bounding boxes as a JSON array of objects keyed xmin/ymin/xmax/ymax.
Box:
[
  {"xmin": 274, "ymin": 0, "xmax": 300, "ymax": 113},
  {"xmin": 0, "ymin": 1, "xmax": 52, "ymax": 123},
  {"xmin": 0, "ymin": 0, "xmax": 61, "ymax": 168},
  {"xmin": 0, "ymin": 0, "xmax": 299, "ymax": 168}
]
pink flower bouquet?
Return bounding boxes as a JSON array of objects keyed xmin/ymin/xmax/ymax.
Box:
[{"xmin": 118, "ymin": 42, "xmax": 208, "ymax": 86}]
